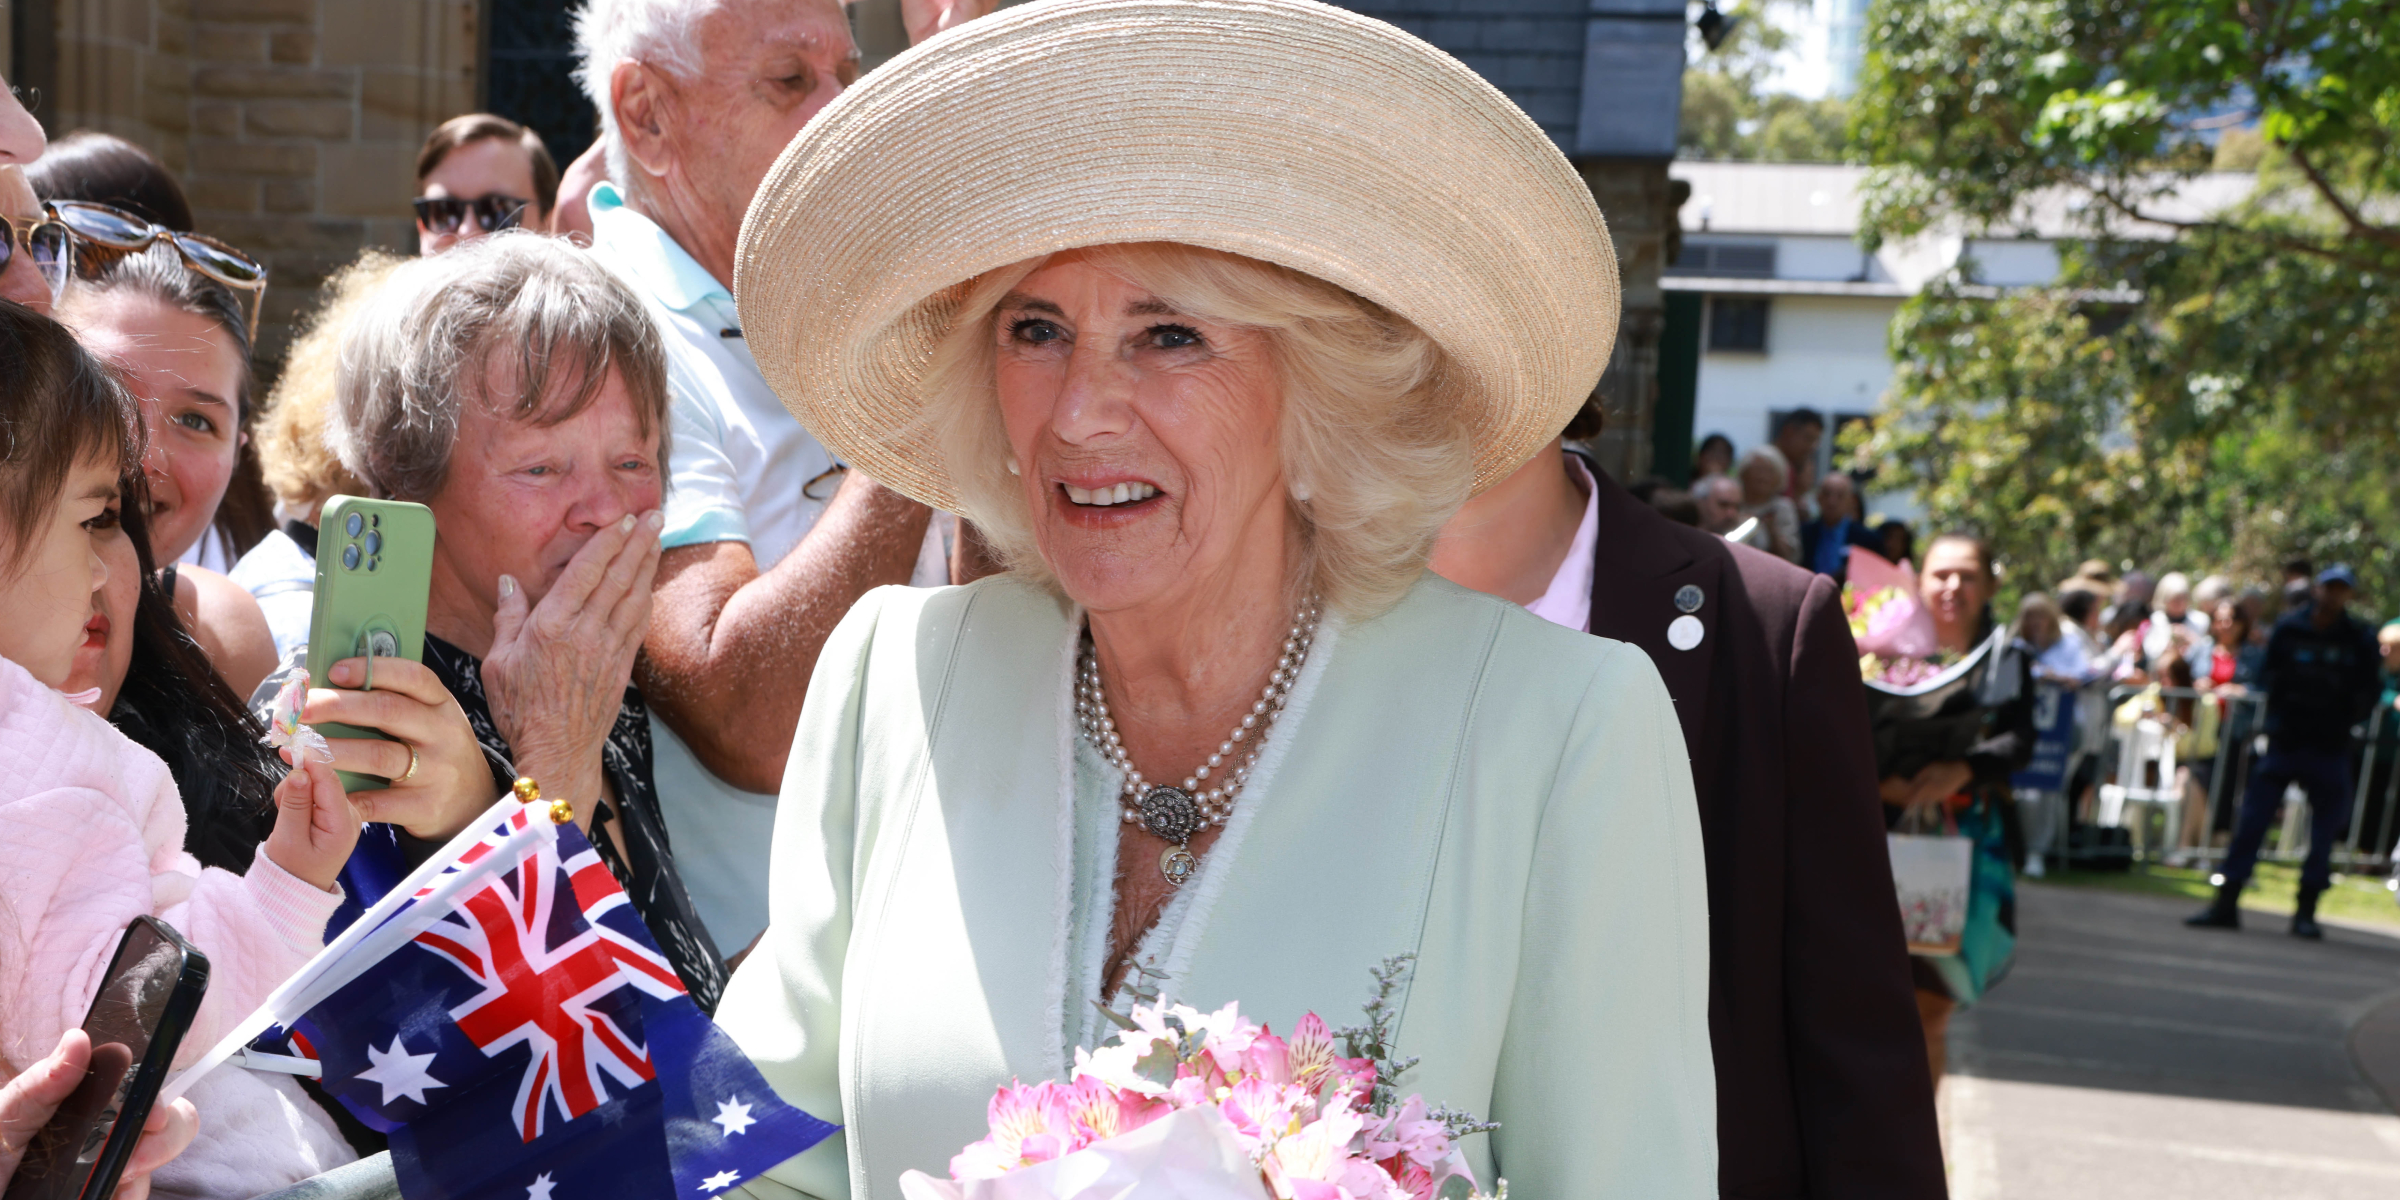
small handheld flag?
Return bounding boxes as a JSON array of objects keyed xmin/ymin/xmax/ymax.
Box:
[{"xmin": 174, "ymin": 796, "xmax": 835, "ymax": 1198}]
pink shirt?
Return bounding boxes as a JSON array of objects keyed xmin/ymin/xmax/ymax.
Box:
[
  {"xmin": 0, "ymin": 654, "xmax": 353, "ymax": 1193},
  {"xmin": 1525, "ymin": 454, "xmax": 1600, "ymax": 632}
]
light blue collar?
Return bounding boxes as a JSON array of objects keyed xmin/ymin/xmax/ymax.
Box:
[{"xmin": 587, "ymin": 181, "xmax": 731, "ymax": 313}]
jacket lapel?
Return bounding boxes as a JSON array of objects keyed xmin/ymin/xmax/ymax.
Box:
[{"xmin": 1579, "ymin": 461, "xmax": 1725, "ymax": 773}]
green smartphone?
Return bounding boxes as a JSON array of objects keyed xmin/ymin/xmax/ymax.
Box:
[{"xmin": 306, "ymin": 496, "xmax": 436, "ymax": 792}]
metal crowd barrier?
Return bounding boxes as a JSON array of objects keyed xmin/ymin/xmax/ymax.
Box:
[{"xmin": 2080, "ymin": 685, "xmax": 2400, "ymax": 873}]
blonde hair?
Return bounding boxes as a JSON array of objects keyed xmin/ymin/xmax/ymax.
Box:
[
  {"xmin": 915, "ymin": 243, "xmax": 1476, "ymax": 619},
  {"xmin": 257, "ymin": 251, "xmax": 400, "ymax": 519}
]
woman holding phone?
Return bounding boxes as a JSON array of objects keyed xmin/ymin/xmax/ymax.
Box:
[{"xmin": 301, "ymin": 232, "xmax": 728, "ymax": 1010}]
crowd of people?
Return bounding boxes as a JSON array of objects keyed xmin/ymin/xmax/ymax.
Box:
[
  {"xmin": 11, "ymin": 0, "xmax": 2366, "ymax": 1197},
  {"xmin": 1646, "ymin": 412, "xmax": 1916, "ymax": 580},
  {"xmin": 1990, "ymin": 552, "xmax": 2389, "ymax": 943}
]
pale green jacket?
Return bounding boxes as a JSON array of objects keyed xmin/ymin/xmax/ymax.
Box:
[{"xmin": 719, "ymin": 573, "xmax": 1716, "ymax": 1199}]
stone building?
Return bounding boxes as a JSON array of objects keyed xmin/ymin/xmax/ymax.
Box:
[
  {"xmin": 1331, "ymin": 0, "xmax": 1686, "ymax": 480},
  {"xmin": 7, "ymin": 0, "xmax": 479, "ymax": 364},
  {"xmin": 8, "ymin": 0, "xmax": 1683, "ymax": 469}
]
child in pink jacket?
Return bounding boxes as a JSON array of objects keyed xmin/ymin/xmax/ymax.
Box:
[{"xmin": 1, "ymin": 304, "xmax": 366, "ymax": 1197}]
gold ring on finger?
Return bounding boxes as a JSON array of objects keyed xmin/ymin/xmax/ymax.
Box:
[{"xmin": 395, "ymin": 744, "xmax": 420, "ymax": 785}]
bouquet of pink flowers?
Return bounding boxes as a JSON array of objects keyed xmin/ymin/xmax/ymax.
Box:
[
  {"xmin": 1842, "ymin": 547, "xmax": 1946, "ymax": 686},
  {"xmin": 899, "ymin": 958, "xmax": 1501, "ymax": 1200}
]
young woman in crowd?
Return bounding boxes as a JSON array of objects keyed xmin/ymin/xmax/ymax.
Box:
[
  {"xmin": 2205, "ymin": 596, "xmax": 2262, "ymax": 695},
  {"xmin": 1879, "ymin": 532, "xmax": 2037, "ymax": 1083},
  {"xmin": 0, "ymin": 300, "xmax": 364, "ymax": 1196},
  {"xmin": 29, "ymin": 132, "xmax": 280, "ymax": 567},
  {"xmin": 60, "ymin": 244, "xmax": 277, "ymax": 696},
  {"xmin": 1692, "ymin": 431, "xmax": 1735, "ymax": 480},
  {"xmin": 1877, "ymin": 517, "xmax": 1916, "ymax": 568},
  {"xmin": 24, "ymin": 130, "xmax": 195, "ymax": 231}
]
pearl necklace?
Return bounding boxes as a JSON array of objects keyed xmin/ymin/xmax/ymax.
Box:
[{"xmin": 1075, "ymin": 596, "xmax": 1322, "ymax": 885}]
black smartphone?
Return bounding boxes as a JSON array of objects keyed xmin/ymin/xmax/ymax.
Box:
[{"xmin": 2, "ymin": 917, "xmax": 208, "ymax": 1200}]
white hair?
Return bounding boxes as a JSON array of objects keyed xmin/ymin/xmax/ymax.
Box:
[
  {"xmin": 1735, "ymin": 443, "xmax": 1789, "ymax": 493},
  {"xmin": 2157, "ymin": 571, "xmax": 2192, "ymax": 600},
  {"xmin": 572, "ymin": 0, "xmax": 720, "ymax": 194}
]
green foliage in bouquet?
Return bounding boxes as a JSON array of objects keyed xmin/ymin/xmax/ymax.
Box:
[{"xmin": 1334, "ymin": 955, "xmax": 1500, "ymax": 1145}]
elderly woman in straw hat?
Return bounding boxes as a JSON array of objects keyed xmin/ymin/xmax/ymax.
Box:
[{"xmin": 715, "ymin": 1, "xmax": 1714, "ymax": 1196}]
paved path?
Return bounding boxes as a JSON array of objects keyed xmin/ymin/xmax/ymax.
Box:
[{"xmin": 1943, "ymin": 882, "xmax": 2400, "ymax": 1199}]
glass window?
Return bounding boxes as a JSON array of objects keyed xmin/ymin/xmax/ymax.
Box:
[{"xmin": 1707, "ymin": 296, "xmax": 1770, "ymax": 352}]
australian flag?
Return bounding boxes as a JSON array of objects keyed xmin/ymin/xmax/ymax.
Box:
[{"xmin": 254, "ymin": 807, "xmax": 835, "ymax": 1199}]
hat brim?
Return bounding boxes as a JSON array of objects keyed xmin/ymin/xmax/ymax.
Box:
[{"xmin": 735, "ymin": 0, "xmax": 1621, "ymax": 512}]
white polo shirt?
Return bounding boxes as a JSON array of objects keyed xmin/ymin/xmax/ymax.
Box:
[{"xmin": 589, "ymin": 183, "xmax": 947, "ymax": 953}]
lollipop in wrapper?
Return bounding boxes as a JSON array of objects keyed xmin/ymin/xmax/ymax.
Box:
[{"xmin": 261, "ymin": 669, "xmax": 334, "ymax": 763}]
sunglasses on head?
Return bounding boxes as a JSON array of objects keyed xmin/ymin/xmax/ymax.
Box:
[
  {"xmin": 0, "ymin": 212, "xmax": 72, "ymax": 304},
  {"xmin": 47, "ymin": 200, "xmax": 270, "ymax": 340},
  {"xmin": 412, "ymin": 193, "xmax": 529, "ymax": 236}
]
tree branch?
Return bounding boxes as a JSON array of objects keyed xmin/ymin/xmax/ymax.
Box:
[
  {"xmin": 2282, "ymin": 145, "xmax": 2400, "ymax": 250},
  {"xmin": 2087, "ymin": 187, "xmax": 2391, "ymax": 274}
]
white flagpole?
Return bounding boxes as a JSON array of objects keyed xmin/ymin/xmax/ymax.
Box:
[{"xmin": 160, "ymin": 798, "xmax": 560, "ymax": 1104}]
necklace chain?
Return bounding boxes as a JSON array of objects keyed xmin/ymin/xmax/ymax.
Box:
[{"xmin": 1076, "ymin": 597, "xmax": 1322, "ymax": 839}]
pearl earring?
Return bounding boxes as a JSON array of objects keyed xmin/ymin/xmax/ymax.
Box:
[
  {"xmin": 1007, "ymin": 459, "xmax": 1021, "ymax": 476},
  {"xmin": 1292, "ymin": 481, "xmax": 1312, "ymax": 502}
]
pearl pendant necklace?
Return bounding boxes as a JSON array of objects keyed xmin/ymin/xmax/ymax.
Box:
[{"xmin": 1075, "ymin": 596, "xmax": 1322, "ymax": 885}]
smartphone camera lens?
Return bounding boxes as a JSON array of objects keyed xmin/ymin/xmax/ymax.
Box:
[
  {"xmin": 342, "ymin": 544, "xmax": 361, "ymax": 571},
  {"xmin": 363, "ymin": 529, "xmax": 382, "ymax": 556},
  {"xmin": 345, "ymin": 513, "xmax": 364, "ymax": 537},
  {"xmin": 367, "ymin": 556, "xmax": 381, "ymax": 572}
]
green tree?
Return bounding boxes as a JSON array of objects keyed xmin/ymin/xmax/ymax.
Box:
[
  {"xmin": 1849, "ymin": 0, "xmax": 2400, "ymax": 604},
  {"xmin": 1679, "ymin": 0, "xmax": 1852, "ymax": 163}
]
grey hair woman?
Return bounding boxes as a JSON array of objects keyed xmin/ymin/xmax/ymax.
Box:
[
  {"xmin": 303, "ymin": 231, "xmax": 725, "ymax": 1008},
  {"xmin": 714, "ymin": 2, "xmax": 1716, "ymax": 1196},
  {"xmin": 1734, "ymin": 443, "xmax": 1801, "ymax": 563}
]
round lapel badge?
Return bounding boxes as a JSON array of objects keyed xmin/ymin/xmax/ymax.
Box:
[
  {"xmin": 1674, "ymin": 585, "xmax": 1704, "ymax": 614},
  {"xmin": 1668, "ymin": 614, "xmax": 1705, "ymax": 651}
]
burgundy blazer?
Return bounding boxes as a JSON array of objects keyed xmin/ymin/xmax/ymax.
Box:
[{"xmin": 1580, "ymin": 461, "xmax": 1946, "ymax": 1199}]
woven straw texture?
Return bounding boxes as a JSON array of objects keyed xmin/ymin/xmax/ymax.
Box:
[{"xmin": 734, "ymin": 0, "xmax": 1621, "ymax": 511}]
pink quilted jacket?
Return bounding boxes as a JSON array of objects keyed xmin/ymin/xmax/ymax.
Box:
[{"xmin": 0, "ymin": 654, "xmax": 355, "ymax": 1195}]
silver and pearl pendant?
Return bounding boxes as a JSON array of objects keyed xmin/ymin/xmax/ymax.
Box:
[
  {"xmin": 1137, "ymin": 785, "xmax": 1203, "ymax": 843},
  {"xmin": 1077, "ymin": 596, "xmax": 1323, "ymax": 885}
]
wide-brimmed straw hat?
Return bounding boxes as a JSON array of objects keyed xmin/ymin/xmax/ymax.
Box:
[{"xmin": 735, "ymin": 0, "xmax": 1620, "ymax": 511}]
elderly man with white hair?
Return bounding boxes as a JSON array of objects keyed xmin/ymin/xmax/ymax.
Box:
[{"xmin": 572, "ymin": 0, "xmax": 992, "ymax": 954}]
